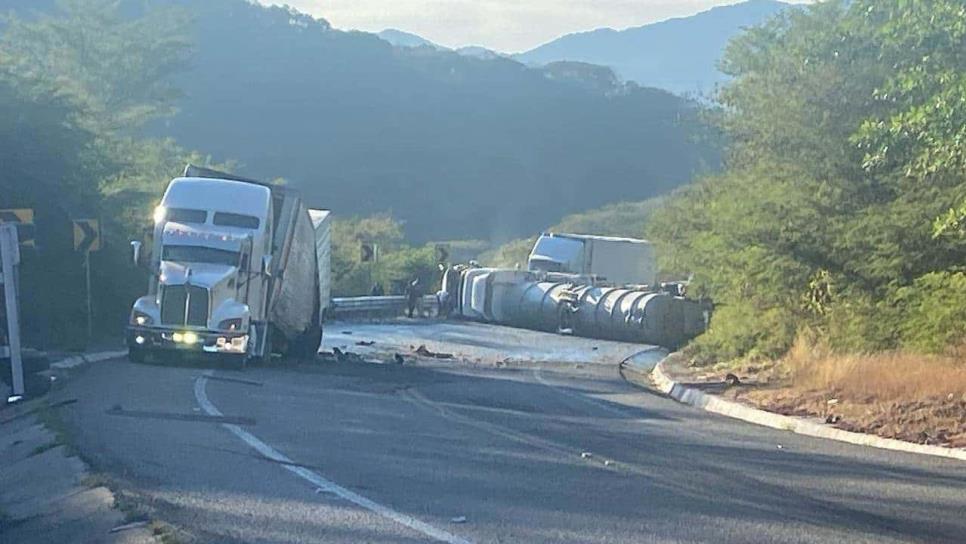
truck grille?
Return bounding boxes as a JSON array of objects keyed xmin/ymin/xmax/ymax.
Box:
[{"xmin": 160, "ymin": 285, "xmax": 209, "ymax": 327}]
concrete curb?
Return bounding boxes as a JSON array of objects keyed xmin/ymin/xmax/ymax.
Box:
[
  {"xmin": 50, "ymin": 350, "xmax": 127, "ymax": 370},
  {"xmin": 649, "ymin": 358, "xmax": 966, "ymax": 462}
]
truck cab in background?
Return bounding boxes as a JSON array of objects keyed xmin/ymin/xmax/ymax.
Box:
[
  {"xmin": 527, "ymin": 232, "xmax": 656, "ymax": 287},
  {"xmin": 127, "ymin": 165, "xmax": 330, "ymax": 366}
]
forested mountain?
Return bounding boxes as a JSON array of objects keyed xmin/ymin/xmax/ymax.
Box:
[
  {"xmin": 514, "ymin": 0, "xmax": 790, "ymax": 95},
  {"xmin": 139, "ymin": 0, "xmax": 717, "ymax": 242}
]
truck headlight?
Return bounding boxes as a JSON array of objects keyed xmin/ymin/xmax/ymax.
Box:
[
  {"xmin": 218, "ymin": 318, "xmax": 243, "ymax": 331},
  {"xmin": 131, "ymin": 311, "xmax": 153, "ymax": 326}
]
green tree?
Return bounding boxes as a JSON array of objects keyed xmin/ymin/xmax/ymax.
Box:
[
  {"xmin": 649, "ymin": 0, "xmax": 966, "ymax": 361},
  {"xmin": 0, "ymin": 0, "xmax": 192, "ymax": 132},
  {"xmin": 0, "ymin": 0, "xmax": 207, "ymax": 346}
]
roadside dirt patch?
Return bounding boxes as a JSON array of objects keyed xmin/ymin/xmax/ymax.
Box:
[{"xmin": 677, "ymin": 346, "xmax": 966, "ymax": 449}]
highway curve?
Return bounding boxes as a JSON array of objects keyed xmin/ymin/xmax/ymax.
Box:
[{"xmin": 52, "ymin": 322, "xmax": 966, "ymax": 543}]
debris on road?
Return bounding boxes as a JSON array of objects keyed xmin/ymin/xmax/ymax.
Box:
[
  {"xmin": 331, "ymin": 347, "xmax": 368, "ymax": 364},
  {"xmin": 413, "ymin": 345, "xmax": 454, "ymax": 359}
]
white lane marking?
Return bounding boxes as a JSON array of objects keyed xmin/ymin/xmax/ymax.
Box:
[{"xmin": 193, "ymin": 370, "xmax": 473, "ymax": 544}]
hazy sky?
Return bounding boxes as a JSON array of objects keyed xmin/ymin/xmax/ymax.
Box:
[{"xmin": 263, "ymin": 0, "xmax": 814, "ymax": 53}]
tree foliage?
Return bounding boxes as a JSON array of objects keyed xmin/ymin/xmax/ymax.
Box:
[
  {"xmin": 0, "ymin": 0, "xmax": 210, "ymax": 347},
  {"xmin": 331, "ymin": 215, "xmax": 440, "ymax": 296},
  {"xmin": 648, "ymin": 0, "xmax": 966, "ymax": 362}
]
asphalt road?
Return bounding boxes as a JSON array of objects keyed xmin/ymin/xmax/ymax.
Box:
[{"xmin": 47, "ymin": 321, "xmax": 966, "ymax": 543}]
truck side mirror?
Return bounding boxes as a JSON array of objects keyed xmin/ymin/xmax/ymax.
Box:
[
  {"xmin": 262, "ymin": 255, "xmax": 273, "ymax": 277},
  {"xmin": 130, "ymin": 241, "xmax": 142, "ymax": 266}
]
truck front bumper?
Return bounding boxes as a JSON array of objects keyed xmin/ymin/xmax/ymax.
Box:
[{"xmin": 126, "ymin": 326, "xmax": 249, "ymax": 354}]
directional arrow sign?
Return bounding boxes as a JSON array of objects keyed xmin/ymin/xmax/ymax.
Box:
[
  {"xmin": 0, "ymin": 209, "xmax": 35, "ymax": 248},
  {"xmin": 0, "ymin": 209, "xmax": 33, "ymax": 224},
  {"xmin": 73, "ymin": 219, "xmax": 101, "ymax": 253}
]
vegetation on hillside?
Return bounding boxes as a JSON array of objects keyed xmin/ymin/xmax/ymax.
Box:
[
  {"xmin": 0, "ymin": 0, "xmax": 216, "ymax": 347},
  {"xmin": 648, "ymin": 0, "xmax": 966, "ymax": 363},
  {"xmin": 330, "ymin": 215, "xmax": 441, "ymax": 296},
  {"xmin": 131, "ymin": 0, "xmax": 718, "ymax": 242}
]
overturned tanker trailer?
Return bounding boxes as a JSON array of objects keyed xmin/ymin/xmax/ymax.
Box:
[
  {"xmin": 447, "ymin": 233, "xmax": 709, "ymax": 349},
  {"xmin": 504, "ymin": 281, "xmax": 708, "ymax": 349}
]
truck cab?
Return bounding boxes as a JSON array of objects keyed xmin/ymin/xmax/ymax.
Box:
[{"xmin": 127, "ymin": 175, "xmax": 273, "ymax": 362}]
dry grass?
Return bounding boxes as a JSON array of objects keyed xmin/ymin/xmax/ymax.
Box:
[
  {"xmin": 728, "ymin": 334, "xmax": 966, "ymax": 447},
  {"xmin": 783, "ymin": 335, "xmax": 966, "ymax": 403}
]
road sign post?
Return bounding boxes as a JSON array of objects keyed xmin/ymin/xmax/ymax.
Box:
[
  {"xmin": 73, "ymin": 219, "xmax": 101, "ymax": 346},
  {"xmin": 0, "ymin": 224, "xmax": 24, "ymax": 400}
]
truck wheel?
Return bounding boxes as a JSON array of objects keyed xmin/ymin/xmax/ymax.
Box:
[
  {"xmin": 128, "ymin": 346, "xmax": 146, "ymax": 364},
  {"xmin": 298, "ymin": 326, "xmax": 323, "ymax": 360},
  {"xmin": 225, "ymin": 354, "xmax": 248, "ymax": 371}
]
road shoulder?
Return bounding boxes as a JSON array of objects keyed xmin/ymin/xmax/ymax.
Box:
[
  {"xmin": 632, "ymin": 353, "xmax": 966, "ymax": 462},
  {"xmin": 0, "ymin": 351, "xmax": 162, "ymax": 543}
]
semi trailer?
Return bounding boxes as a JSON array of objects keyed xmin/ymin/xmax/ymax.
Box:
[
  {"xmin": 528, "ymin": 233, "xmax": 656, "ymax": 286},
  {"xmin": 442, "ymin": 233, "xmax": 708, "ymax": 349},
  {"xmin": 126, "ymin": 165, "xmax": 330, "ymax": 365}
]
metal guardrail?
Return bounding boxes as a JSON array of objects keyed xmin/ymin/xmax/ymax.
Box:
[{"xmin": 330, "ymin": 295, "xmax": 439, "ymax": 318}]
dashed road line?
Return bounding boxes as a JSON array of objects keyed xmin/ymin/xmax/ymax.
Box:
[{"xmin": 194, "ymin": 370, "xmax": 474, "ymax": 544}]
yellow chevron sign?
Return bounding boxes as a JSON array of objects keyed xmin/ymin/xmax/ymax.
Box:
[
  {"xmin": 0, "ymin": 209, "xmax": 35, "ymax": 247},
  {"xmin": 73, "ymin": 219, "xmax": 101, "ymax": 252}
]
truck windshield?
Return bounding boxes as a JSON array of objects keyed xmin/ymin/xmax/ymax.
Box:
[
  {"xmin": 167, "ymin": 208, "xmax": 207, "ymax": 224},
  {"xmin": 213, "ymin": 212, "xmax": 260, "ymax": 229},
  {"xmin": 162, "ymin": 245, "xmax": 240, "ymax": 266}
]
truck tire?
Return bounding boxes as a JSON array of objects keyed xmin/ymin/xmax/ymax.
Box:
[
  {"xmin": 128, "ymin": 346, "xmax": 146, "ymax": 364},
  {"xmin": 296, "ymin": 326, "xmax": 323, "ymax": 360},
  {"xmin": 223, "ymin": 353, "xmax": 247, "ymax": 370}
]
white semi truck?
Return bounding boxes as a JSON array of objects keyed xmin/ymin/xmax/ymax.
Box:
[
  {"xmin": 126, "ymin": 165, "xmax": 330, "ymax": 366},
  {"xmin": 527, "ymin": 233, "xmax": 656, "ymax": 287}
]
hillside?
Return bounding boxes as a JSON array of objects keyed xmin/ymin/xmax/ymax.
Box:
[
  {"xmin": 146, "ymin": 0, "xmax": 718, "ymax": 242},
  {"xmin": 514, "ymin": 0, "xmax": 791, "ymax": 95},
  {"xmin": 4, "ymin": 0, "xmax": 719, "ymax": 242}
]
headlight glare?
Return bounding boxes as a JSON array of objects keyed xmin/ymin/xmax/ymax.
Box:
[{"xmin": 131, "ymin": 311, "xmax": 153, "ymax": 326}]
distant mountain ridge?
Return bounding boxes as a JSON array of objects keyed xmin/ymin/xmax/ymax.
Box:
[
  {"xmin": 373, "ymin": 1, "xmax": 793, "ymax": 96},
  {"xmin": 377, "ymin": 28, "xmax": 502, "ymax": 60},
  {"xmin": 513, "ymin": 0, "xmax": 792, "ymax": 95},
  {"xmin": 5, "ymin": 0, "xmax": 720, "ymax": 242},
  {"xmin": 377, "ymin": 28, "xmax": 441, "ymax": 49}
]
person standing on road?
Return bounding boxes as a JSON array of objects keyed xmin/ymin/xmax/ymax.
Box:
[{"xmin": 405, "ymin": 277, "xmax": 420, "ymax": 318}]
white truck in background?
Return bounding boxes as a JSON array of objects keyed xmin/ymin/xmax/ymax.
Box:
[
  {"xmin": 127, "ymin": 165, "xmax": 330, "ymax": 366},
  {"xmin": 527, "ymin": 233, "xmax": 656, "ymax": 287}
]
